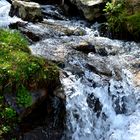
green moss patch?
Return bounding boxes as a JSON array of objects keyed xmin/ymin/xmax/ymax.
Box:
[
  {"xmin": 126, "ymin": 12, "xmax": 140, "ymax": 38},
  {"xmin": 0, "ymin": 29, "xmax": 58, "ymax": 92},
  {"xmin": 0, "ymin": 29, "xmax": 59, "ymax": 138},
  {"xmin": 104, "ymin": 1, "xmax": 140, "ymax": 40}
]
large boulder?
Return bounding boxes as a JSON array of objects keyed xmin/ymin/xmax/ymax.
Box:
[
  {"xmin": 68, "ymin": 0, "xmax": 107, "ymax": 21},
  {"xmin": 124, "ymin": 0, "xmax": 140, "ymax": 14},
  {"xmin": 9, "ymin": 0, "xmax": 43, "ymax": 22}
]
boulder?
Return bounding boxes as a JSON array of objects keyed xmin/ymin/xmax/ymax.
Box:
[
  {"xmin": 68, "ymin": 0, "xmax": 107, "ymax": 21},
  {"xmin": 124, "ymin": 0, "xmax": 140, "ymax": 14},
  {"xmin": 9, "ymin": 0, "xmax": 43, "ymax": 22}
]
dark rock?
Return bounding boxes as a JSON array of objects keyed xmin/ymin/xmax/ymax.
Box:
[
  {"xmin": 4, "ymin": 89, "xmax": 47, "ymax": 118},
  {"xmin": 9, "ymin": 0, "xmax": 43, "ymax": 22},
  {"xmin": 71, "ymin": 41, "xmax": 96, "ymax": 53},
  {"xmin": 68, "ymin": 0, "xmax": 107, "ymax": 21},
  {"xmin": 87, "ymin": 93, "xmax": 102, "ymax": 117}
]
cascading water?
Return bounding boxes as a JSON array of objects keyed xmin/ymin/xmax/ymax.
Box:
[
  {"xmin": 0, "ymin": 0, "xmax": 21, "ymax": 27},
  {"xmin": 59, "ymin": 46, "xmax": 140, "ymax": 140},
  {"xmin": 1, "ymin": 1, "xmax": 140, "ymax": 140},
  {"xmin": 61, "ymin": 67, "xmax": 140, "ymax": 140},
  {"xmin": 25, "ymin": 13, "xmax": 140, "ymax": 140}
]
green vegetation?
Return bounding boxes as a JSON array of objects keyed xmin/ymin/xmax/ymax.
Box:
[
  {"xmin": 103, "ymin": 0, "xmax": 126, "ymax": 34},
  {"xmin": 126, "ymin": 12, "xmax": 140, "ymax": 39},
  {"xmin": 16, "ymin": 86, "xmax": 32, "ymax": 108},
  {"xmin": 103, "ymin": 0, "xmax": 140, "ymax": 40},
  {"xmin": 0, "ymin": 29, "xmax": 59, "ymax": 138}
]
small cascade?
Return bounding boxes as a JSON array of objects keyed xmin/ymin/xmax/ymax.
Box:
[
  {"xmin": 0, "ymin": 1, "xmax": 140, "ymax": 140},
  {"xmin": 0, "ymin": 0, "xmax": 21, "ymax": 27},
  {"xmin": 61, "ymin": 61, "xmax": 139, "ymax": 140}
]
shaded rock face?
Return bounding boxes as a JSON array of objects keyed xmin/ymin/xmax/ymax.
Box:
[
  {"xmin": 124, "ymin": 0, "xmax": 140, "ymax": 14},
  {"xmin": 31, "ymin": 0, "xmax": 63, "ymax": 5},
  {"xmin": 68, "ymin": 0, "xmax": 107, "ymax": 21},
  {"xmin": 20, "ymin": 96, "xmax": 66, "ymax": 140},
  {"xmin": 9, "ymin": 0, "xmax": 43, "ymax": 22}
]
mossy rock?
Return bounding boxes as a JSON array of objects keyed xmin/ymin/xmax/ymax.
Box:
[
  {"xmin": 126, "ymin": 12, "xmax": 140, "ymax": 39},
  {"xmin": 0, "ymin": 29, "xmax": 59, "ymax": 138}
]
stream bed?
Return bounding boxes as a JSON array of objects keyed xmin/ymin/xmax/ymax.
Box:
[{"xmin": 0, "ymin": 0, "xmax": 140, "ymax": 140}]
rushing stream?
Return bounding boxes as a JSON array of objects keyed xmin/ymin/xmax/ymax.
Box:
[{"xmin": 0, "ymin": 0, "xmax": 140, "ymax": 140}]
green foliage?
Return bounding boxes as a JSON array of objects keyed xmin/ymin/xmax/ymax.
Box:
[
  {"xmin": 3, "ymin": 107, "xmax": 16, "ymax": 119},
  {"xmin": 126, "ymin": 12, "xmax": 140, "ymax": 38},
  {"xmin": 0, "ymin": 105, "xmax": 17, "ymax": 136},
  {"xmin": 0, "ymin": 29, "xmax": 59, "ymax": 138},
  {"xmin": 0, "ymin": 29, "xmax": 58, "ymax": 93},
  {"xmin": 16, "ymin": 86, "xmax": 32, "ymax": 107},
  {"xmin": 103, "ymin": 0, "xmax": 126, "ymax": 33},
  {"xmin": 0, "ymin": 29, "xmax": 30, "ymax": 53}
]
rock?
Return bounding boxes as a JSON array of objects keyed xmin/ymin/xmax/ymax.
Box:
[
  {"xmin": 69, "ymin": 0, "xmax": 107, "ymax": 21},
  {"xmin": 124, "ymin": 0, "xmax": 140, "ymax": 14},
  {"xmin": 10, "ymin": 20, "xmax": 85, "ymax": 42},
  {"xmin": 9, "ymin": 0, "xmax": 43, "ymax": 22},
  {"xmin": 53, "ymin": 86, "xmax": 66, "ymax": 100},
  {"xmin": 133, "ymin": 71, "xmax": 140, "ymax": 87},
  {"xmin": 4, "ymin": 90, "xmax": 47, "ymax": 118},
  {"xmin": 87, "ymin": 93, "xmax": 102, "ymax": 117},
  {"xmin": 41, "ymin": 5, "xmax": 67, "ymax": 20},
  {"xmin": 87, "ymin": 54, "xmax": 112, "ymax": 77},
  {"xmin": 71, "ymin": 41, "xmax": 96, "ymax": 53}
]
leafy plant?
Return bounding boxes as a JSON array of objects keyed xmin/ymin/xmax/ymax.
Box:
[
  {"xmin": 16, "ymin": 86, "xmax": 32, "ymax": 108},
  {"xmin": 0, "ymin": 28, "xmax": 59, "ymax": 138},
  {"xmin": 103, "ymin": 0, "xmax": 126, "ymax": 34}
]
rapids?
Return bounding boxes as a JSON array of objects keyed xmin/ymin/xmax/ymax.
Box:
[{"xmin": 0, "ymin": 0, "xmax": 140, "ymax": 140}]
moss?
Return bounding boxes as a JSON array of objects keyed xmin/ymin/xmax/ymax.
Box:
[
  {"xmin": 104, "ymin": 1, "xmax": 140, "ymax": 40},
  {"xmin": 0, "ymin": 29, "xmax": 59, "ymax": 138},
  {"xmin": 126, "ymin": 12, "xmax": 140, "ymax": 38},
  {"xmin": 0, "ymin": 29, "xmax": 59, "ymax": 93}
]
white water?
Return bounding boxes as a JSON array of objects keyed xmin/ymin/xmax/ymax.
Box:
[
  {"xmin": 61, "ymin": 67, "xmax": 140, "ymax": 140},
  {"xmin": 1, "ymin": 1, "xmax": 140, "ymax": 140},
  {"xmin": 0, "ymin": 0, "xmax": 21, "ymax": 27}
]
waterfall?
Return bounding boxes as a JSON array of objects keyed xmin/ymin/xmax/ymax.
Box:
[
  {"xmin": 61, "ymin": 61, "xmax": 140, "ymax": 140},
  {"xmin": 0, "ymin": 0, "xmax": 21, "ymax": 27},
  {"xmin": 0, "ymin": 1, "xmax": 140, "ymax": 139}
]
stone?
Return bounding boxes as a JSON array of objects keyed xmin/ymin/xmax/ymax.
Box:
[
  {"xmin": 133, "ymin": 71, "xmax": 140, "ymax": 87},
  {"xmin": 9, "ymin": 0, "xmax": 43, "ymax": 22},
  {"xmin": 69, "ymin": 0, "xmax": 107, "ymax": 21},
  {"xmin": 4, "ymin": 89, "xmax": 47, "ymax": 118},
  {"xmin": 124, "ymin": 0, "xmax": 140, "ymax": 14},
  {"xmin": 71, "ymin": 41, "xmax": 96, "ymax": 53}
]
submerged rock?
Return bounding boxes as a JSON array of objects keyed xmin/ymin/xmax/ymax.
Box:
[{"xmin": 9, "ymin": 0, "xmax": 43, "ymax": 22}]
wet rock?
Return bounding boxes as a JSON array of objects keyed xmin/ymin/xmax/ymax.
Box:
[
  {"xmin": 71, "ymin": 41, "xmax": 96, "ymax": 53},
  {"xmin": 30, "ymin": 38, "xmax": 70, "ymax": 63},
  {"xmin": 4, "ymin": 90, "xmax": 47, "ymax": 118},
  {"xmin": 124, "ymin": 0, "xmax": 140, "ymax": 14},
  {"xmin": 10, "ymin": 20, "xmax": 85, "ymax": 42},
  {"xmin": 87, "ymin": 54, "xmax": 112, "ymax": 76},
  {"xmin": 87, "ymin": 93, "xmax": 102, "ymax": 117},
  {"xmin": 89, "ymin": 37, "xmax": 125, "ymax": 55},
  {"xmin": 41, "ymin": 5, "xmax": 67, "ymax": 20},
  {"xmin": 21, "ymin": 96, "xmax": 66, "ymax": 140},
  {"xmin": 69, "ymin": 0, "xmax": 107, "ymax": 21},
  {"xmin": 22, "ymin": 126, "xmax": 64, "ymax": 140},
  {"xmin": 53, "ymin": 86, "xmax": 66, "ymax": 100},
  {"xmin": 9, "ymin": 0, "xmax": 43, "ymax": 22},
  {"xmin": 133, "ymin": 71, "xmax": 140, "ymax": 87}
]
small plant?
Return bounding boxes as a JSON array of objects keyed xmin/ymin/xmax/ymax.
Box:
[
  {"xmin": 103, "ymin": 0, "xmax": 126, "ymax": 34},
  {"xmin": 4, "ymin": 107, "xmax": 16, "ymax": 119},
  {"xmin": 16, "ymin": 86, "xmax": 32, "ymax": 108},
  {"xmin": 0, "ymin": 29, "xmax": 59, "ymax": 138}
]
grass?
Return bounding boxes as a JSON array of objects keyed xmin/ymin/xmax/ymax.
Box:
[
  {"xmin": 126, "ymin": 12, "xmax": 140, "ymax": 38},
  {"xmin": 0, "ymin": 29, "xmax": 59, "ymax": 138}
]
